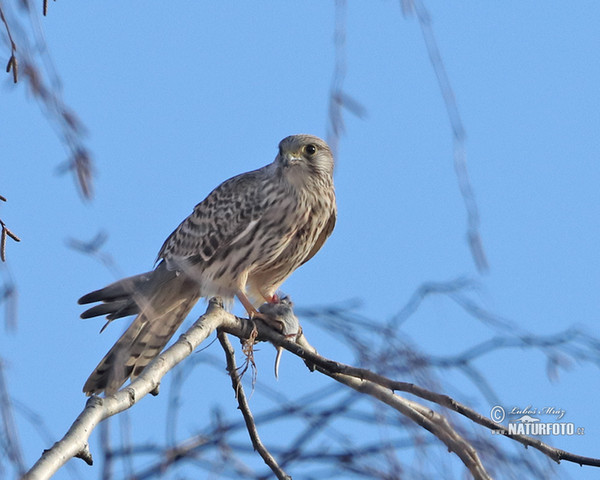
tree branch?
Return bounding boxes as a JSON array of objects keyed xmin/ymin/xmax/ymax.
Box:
[
  {"xmin": 23, "ymin": 298, "xmax": 234, "ymax": 480},
  {"xmin": 0, "ymin": 195, "xmax": 21, "ymax": 263},
  {"xmin": 320, "ymin": 367, "xmax": 492, "ymax": 479},
  {"xmin": 23, "ymin": 299, "xmax": 600, "ymax": 479},
  {"xmin": 404, "ymin": 0, "xmax": 488, "ymax": 272},
  {"xmin": 217, "ymin": 330, "xmax": 291, "ymax": 480},
  {"xmin": 0, "ymin": 6, "xmax": 18, "ymax": 83},
  {"xmin": 224, "ymin": 319, "xmax": 600, "ymax": 470}
]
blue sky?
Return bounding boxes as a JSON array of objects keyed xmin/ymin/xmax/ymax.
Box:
[{"xmin": 1, "ymin": 2, "xmax": 599, "ymax": 478}]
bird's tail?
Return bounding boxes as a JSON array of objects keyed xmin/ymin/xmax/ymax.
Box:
[{"xmin": 79, "ymin": 262, "xmax": 200, "ymax": 395}]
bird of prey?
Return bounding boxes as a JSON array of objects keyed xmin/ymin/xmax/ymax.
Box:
[{"xmin": 79, "ymin": 134, "xmax": 336, "ymax": 395}]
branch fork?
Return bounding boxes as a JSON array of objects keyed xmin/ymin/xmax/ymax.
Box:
[{"xmin": 22, "ymin": 298, "xmax": 600, "ymax": 480}]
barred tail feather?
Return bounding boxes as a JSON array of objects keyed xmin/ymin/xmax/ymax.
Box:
[
  {"xmin": 81, "ymin": 262, "xmax": 200, "ymax": 395},
  {"xmin": 83, "ymin": 297, "xmax": 198, "ymax": 395}
]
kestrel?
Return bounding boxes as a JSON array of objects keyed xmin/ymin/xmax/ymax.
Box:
[{"xmin": 79, "ymin": 134, "xmax": 336, "ymax": 395}]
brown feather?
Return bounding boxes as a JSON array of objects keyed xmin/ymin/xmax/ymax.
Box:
[{"xmin": 80, "ymin": 134, "xmax": 336, "ymax": 395}]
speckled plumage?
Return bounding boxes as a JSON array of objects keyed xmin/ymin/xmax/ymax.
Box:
[{"xmin": 79, "ymin": 134, "xmax": 336, "ymax": 395}]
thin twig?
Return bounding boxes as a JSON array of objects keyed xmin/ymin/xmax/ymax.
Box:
[
  {"xmin": 321, "ymin": 369, "xmax": 492, "ymax": 479},
  {"xmin": 405, "ymin": 0, "xmax": 488, "ymax": 272},
  {"xmin": 0, "ymin": 196, "xmax": 21, "ymax": 263},
  {"xmin": 66, "ymin": 230, "xmax": 121, "ymax": 277},
  {"xmin": 99, "ymin": 420, "xmax": 113, "ymax": 480},
  {"xmin": 247, "ymin": 324, "xmax": 600, "ymax": 469},
  {"xmin": 22, "ymin": 298, "xmax": 233, "ymax": 480},
  {"xmin": 217, "ymin": 331, "xmax": 291, "ymax": 480},
  {"xmin": 1, "ymin": 1, "xmax": 95, "ymax": 199},
  {"xmin": 0, "ymin": 359, "xmax": 26, "ymax": 475},
  {"xmin": 23, "ymin": 300, "xmax": 600, "ymax": 479},
  {"xmin": 0, "ymin": 265, "xmax": 18, "ymax": 330},
  {"xmin": 0, "ymin": 219, "xmax": 21, "ymax": 262},
  {"xmin": 274, "ymin": 332, "xmax": 600, "ymax": 467},
  {"xmin": 0, "ymin": 5, "xmax": 18, "ymax": 83},
  {"xmin": 326, "ymin": 0, "xmax": 366, "ymax": 162}
]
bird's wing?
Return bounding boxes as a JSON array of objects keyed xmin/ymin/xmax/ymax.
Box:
[
  {"xmin": 300, "ymin": 209, "xmax": 336, "ymax": 266},
  {"xmin": 157, "ymin": 168, "xmax": 269, "ymax": 269}
]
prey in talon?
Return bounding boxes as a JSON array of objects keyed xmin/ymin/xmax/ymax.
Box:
[{"xmin": 258, "ymin": 296, "xmax": 301, "ymax": 378}]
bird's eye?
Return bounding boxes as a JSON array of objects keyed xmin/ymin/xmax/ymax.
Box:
[{"xmin": 304, "ymin": 144, "xmax": 317, "ymax": 156}]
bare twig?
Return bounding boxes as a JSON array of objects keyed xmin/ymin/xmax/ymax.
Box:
[
  {"xmin": 1, "ymin": 1, "xmax": 95, "ymax": 199},
  {"xmin": 0, "ymin": 266, "xmax": 18, "ymax": 330},
  {"xmin": 0, "ymin": 359, "xmax": 26, "ymax": 476},
  {"xmin": 322, "ymin": 370, "xmax": 492, "ymax": 479},
  {"xmin": 269, "ymin": 330, "xmax": 600, "ymax": 469},
  {"xmin": 232, "ymin": 321, "xmax": 600, "ymax": 470},
  {"xmin": 23, "ymin": 300, "xmax": 600, "ymax": 479},
  {"xmin": 99, "ymin": 420, "xmax": 113, "ymax": 480},
  {"xmin": 0, "ymin": 5, "xmax": 18, "ymax": 83},
  {"xmin": 66, "ymin": 230, "xmax": 121, "ymax": 277},
  {"xmin": 22, "ymin": 298, "xmax": 235, "ymax": 480},
  {"xmin": 388, "ymin": 276, "xmax": 475, "ymax": 329},
  {"xmin": 0, "ymin": 204, "xmax": 21, "ymax": 263},
  {"xmin": 403, "ymin": 0, "xmax": 488, "ymax": 272},
  {"xmin": 327, "ymin": 0, "xmax": 366, "ymax": 161},
  {"xmin": 0, "ymin": 195, "xmax": 21, "ymax": 263},
  {"xmin": 218, "ymin": 331, "xmax": 291, "ymax": 480}
]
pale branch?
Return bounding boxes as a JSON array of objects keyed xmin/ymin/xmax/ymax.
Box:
[
  {"xmin": 320, "ymin": 370, "xmax": 492, "ymax": 480},
  {"xmin": 22, "ymin": 298, "xmax": 234, "ymax": 480},
  {"xmin": 225, "ymin": 319, "xmax": 600, "ymax": 470},
  {"xmin": 23, "ymin": 299, "xmax": 600, "ymax": 479},
  {"xmin": 217, "ymin": 331, "xmax": 291, "ymax": 480},
  {"xmin": 248, "ymin": 330, "xmax": 491, "ymax": 479}
]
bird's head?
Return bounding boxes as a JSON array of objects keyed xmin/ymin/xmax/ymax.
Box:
[{"xmin": 275, "ymin": 134, "xmax": 334, "ymax": 186}]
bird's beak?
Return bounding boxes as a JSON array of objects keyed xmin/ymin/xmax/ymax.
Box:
[{"xmin": 280, "ymin": 152, "xmax": 301, "ymax": 167}]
